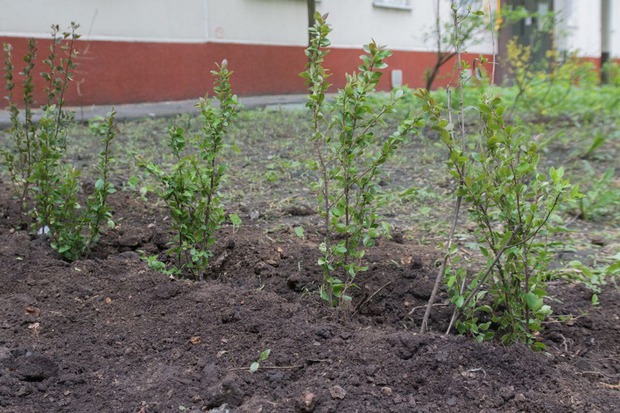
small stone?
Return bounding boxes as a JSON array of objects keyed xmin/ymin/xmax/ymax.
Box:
[
  {"xmin": 500, "ymin": 385, "xmax": 515, "ymax": 401},
  {"xmin": 254, "ymin": 261, "xmax": 275, "ymax": 276},
  {"xmin": 381, "ymin": 386, "xmax": 393, "ymax": 397},
  {"xmin": 300, "ymin": 391, "xmax": 316, "ymax": 412},
  {"xmin": 515, "ymin": 393, "xmax": 526, "ymax": 402},
  {"xmin": 329, "ymin": 385, "xmax": 346, "ymax": 400},
  {"xmin": 315, "ymin": 328, "xmax": 332, "ymax": 340},
  {"xmin": 339, "ymin": 332, "xmax": 352, "ymax": 340}
]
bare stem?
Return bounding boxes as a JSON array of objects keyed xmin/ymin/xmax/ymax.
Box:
[{"xmin": 420, "ymin": 6, "xmax": 468, "ymax": 334}]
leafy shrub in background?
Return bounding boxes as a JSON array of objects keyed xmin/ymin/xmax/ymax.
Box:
[
  {"xmin": 498, "ymin": 5, "xmax": 605, "ymax": 120},
  {"xmin": 2, "ymin": 23, "xmax": 117, "ymax": 261},
  {"xmin": 505, "ymin": 40, "xmax": 598, "ymax": 118},
  {"xmin": 601, "ymin": 61, "xmax": 620, "ymax": 87},
  {"xmin": 568, "ymin": 164, "xmax": 619, "ymax": 222},
  {"xmin": 140, "ymin": 61, "xmax": 238, "ymax": 280},
  {"xmin": 302, "ymin": 13, "xmax": 422, "ymax": 306}
]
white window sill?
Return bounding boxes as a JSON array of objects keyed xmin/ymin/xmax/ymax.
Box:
[{"xmin": 373, "ymin": 1, "xmax": 412, "ymax": 10}]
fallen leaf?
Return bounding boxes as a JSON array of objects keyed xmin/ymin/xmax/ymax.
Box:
[
  {"xmin": 105, "ymin": 297, "xmax": 113, "ymax": 304},
  {"xmin": 25, "ymin": 306, "xmax": 41, "ymax": 317},
  {"xmin": 28, "ymin": 322, "xmax": 40, "ymax": 334},
  {"xmin": 190, "ymin": 336, "xmax": 202, "ymax": 345},
  {"xmin": 400, "ymin": 256, "xmax": 412, "ymax": 266}
]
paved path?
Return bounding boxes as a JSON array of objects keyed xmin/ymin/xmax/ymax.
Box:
[{"xmin": 0, "ymin": 94, "xmax": 310, "ymax": 127}]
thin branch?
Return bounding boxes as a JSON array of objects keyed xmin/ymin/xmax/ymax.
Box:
[
  {"xmin": 228, "ymin": 365, "xmax": 304, "ymax": 372},
  {"xmin": 445, "ymin": 226, "xmax": 519, "ymax": 335},
  {"xmin": 420, "ymin": 6, "xmax": 468, "ymax": 334},
  {"xmin": 353, "ymin": 281, "xmax": 392, "ymax": 316}
]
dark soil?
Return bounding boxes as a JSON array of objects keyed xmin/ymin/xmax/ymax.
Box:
[{"xmin": 1, "ymin": 183, "xmax": 619, "ymax": 413}]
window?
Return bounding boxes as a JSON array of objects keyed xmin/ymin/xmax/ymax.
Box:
[{"xmin": 373, "ymin": 0, "xmax": 412, "ymax": 11}]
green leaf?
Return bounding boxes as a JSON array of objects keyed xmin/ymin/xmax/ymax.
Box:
[
  {"xmin": 525, "ymin": 292, "xmax": 543, "ymax": 312},
  {"xmin": 294, "ymin": 226, "xmax": 305, "ymax": 239},
  {"xmin": 58, "ymin": 244, "xmax": 71, "ymax": 253},
  {"xmin": 455, "ymin": 295, "xmax": 464, "ymax": 308},
  {"xmin": 249, "ymin": 362, "xmax": 259, "ymax": 373},
  {"xmin": 258, "ymin": 348, "xmax": 271, "ymax": 361},
  {"xmin": 229, "ymin": 213, "xmax": 242, "ymax": 227}
]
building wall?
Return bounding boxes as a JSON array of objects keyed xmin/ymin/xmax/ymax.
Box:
[
  {"xmin": 0, "ymin": 0, "xmax": 208, "ymax": 42},
  {"xmin": 0, "ymin": 0, "xmax": 617, "ymax": 107}
]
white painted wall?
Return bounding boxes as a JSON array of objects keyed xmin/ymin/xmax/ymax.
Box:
[
  {"xmin": 555, "ymin": 0, "xmax": 602, "ymax": 57},
  {"xmin": 206, "ymin": 0, "xmax": 306, "ymax": 45},
  {"xmin": 610, "ymin": 0, "xmax": 620, "ymax": 58},
  {"xmin": 0, "ymin": 0, "xmax": 207, "ymax": 42},
  {"xmin": 207, "ymin": 0, "xmax": 494, "ymax": 53},
  {"xmin": 0, "ymin": 0, "xmax": 617, "ymax": 58}
]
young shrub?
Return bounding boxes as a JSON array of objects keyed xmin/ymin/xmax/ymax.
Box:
[
  {"xmin": 418, "ymin": 4, "xmax": 581, "ymax": 348},
  {"xmin": 140, "ymin": 61, "xmax": 238, "ymax": 280},
  {"xmin": 2, "ymin": 23, "xmax": 116, "ymax": 260},
  {"xmin": 30, "ymin": 109, "xmax": 117, "ymax": 261},
  {"xmin": 2, "ymin": 24, "xmax": 80, "ymax": 213},
  {"xmin": 302, "ymin": 13, "xmax": 422, "ymax": 306},
  {"xmin": 418, "ymin": 89, "xmax": 579, "ymax": 347},
  {"xmin": 2, "ymin": 39, "xmax": 39, "ymax": 219}
]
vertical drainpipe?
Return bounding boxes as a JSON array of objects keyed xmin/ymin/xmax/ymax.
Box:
[{"xmin": 601, "ymin": 0, "xmax": 611, "ymax": 83}]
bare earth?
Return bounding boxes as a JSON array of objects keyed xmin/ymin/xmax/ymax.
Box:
[{"xmin": 1, "ymin": 182, "xmax": 619, "ymax": 413}]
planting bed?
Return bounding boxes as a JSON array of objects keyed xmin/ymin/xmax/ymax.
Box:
[
  {"xmin": 1, "ymin": 107, "xmax": 619, "ymax": 412},
  {"xmin": 0, "ymin": 183, "xmax": 619, "ymax": 413}
]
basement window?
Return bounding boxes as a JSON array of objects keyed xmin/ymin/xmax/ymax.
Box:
[{"xmin": 373, "ymin": 0, "xmax": 412, "ymax": 11}]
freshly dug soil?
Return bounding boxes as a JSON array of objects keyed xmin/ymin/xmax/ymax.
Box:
[{"xmin": 1, "ymin": 188, "xmax": 619, "ymax": 413}]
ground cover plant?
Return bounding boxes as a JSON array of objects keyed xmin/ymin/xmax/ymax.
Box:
[{"xmin": 0, "ymin": 15, "xmax": 619, "ymax": 413}]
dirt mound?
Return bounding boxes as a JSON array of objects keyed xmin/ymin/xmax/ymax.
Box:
[{"xmin": 1, "ymin": 190, "xmax": 619, "ymax": 413}]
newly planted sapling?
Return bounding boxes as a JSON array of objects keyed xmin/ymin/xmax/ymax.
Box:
[
  {"xmin": 33, "ymin": 110, "xmax": 117, "ymax": 260},
  {"xmin": 2, "ymin": 23, "xmax": 80, "ymax": 220},
  {"xmin": 141, "ymin": 61, "xmax": 239, "ymax": 280},
  {"xmin": 1, "ymin": 40, "xmax": 36, "ymax": 219},
  {"xmin": 2, "ymin": 23, "xmax": 116, "ymax": 260},
  {"xmin": 419, "ymin": 89, "xmax": 579, "ymax": 347},
  {"xmin": 302, "ymin": 13, "xmax": 422, "ymax": 306},
  {"xmin": 417, "ymin": 3, "xmax": 581, "ymax": 348}
]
